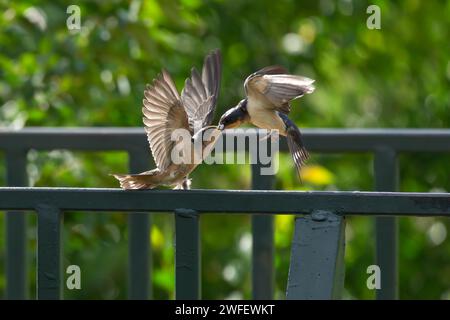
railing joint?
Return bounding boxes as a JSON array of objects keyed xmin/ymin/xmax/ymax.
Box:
[{"xmin": 174, "ymin": 208, "xmax": 198, "ymax": 218}]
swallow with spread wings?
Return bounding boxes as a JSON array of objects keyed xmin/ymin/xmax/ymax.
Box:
[
  {"xmin": 218, "ymin": 66, "xmax": 315, "ymax": 177},
  {"xmin": 112, "ymin": 49, "xmax": 222, "ymax": 190}
]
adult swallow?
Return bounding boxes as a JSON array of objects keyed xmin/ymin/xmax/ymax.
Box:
[
  {"xmin": 218, "ymin": 66, "xmax": 315, "ymax": 176},
  {"xmin": 112, "ymin": 49, "xmax": 222, "ymax": 190}
]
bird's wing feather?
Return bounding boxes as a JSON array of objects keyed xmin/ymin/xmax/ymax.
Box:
[
  {"xmin": 245, "ymin": 66, "xmax": 315, "ymax": 114},
  {"xmin": 244, "ymin": 65, "xmax": 287, "ymax": 94},
  {"xmin": 181, "ymin": 49, "xmax": 222, "ymax": 132},
  {"xmin": 252, "ymin": 65, "xmax": 288, "ymax": 76},
  {"xmin": 142, "ymin": 70, "xmax": 190, "ymax": 171}
]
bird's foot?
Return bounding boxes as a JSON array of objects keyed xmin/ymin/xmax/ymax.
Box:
[
  {"xmin": 173, "ymin": 178, "xmax": 192, "ymax": 190},
  {"xmin": 259, "ymin": 129, "xmax": 279, "ymax": 143}
]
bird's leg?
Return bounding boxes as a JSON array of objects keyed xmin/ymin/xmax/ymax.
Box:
[
  {"xmin": 172, "ymin": 175, "xmax": 192, "ymax": 190},
  {"xmin": 259, "ymin": 129, "xmax": 278, "ymax": 143},
  {"xmin": 181, "ymin": 176, "xmax": 192, "ymax": 190}
]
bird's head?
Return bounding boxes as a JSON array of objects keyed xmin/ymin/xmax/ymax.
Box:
[
  {"xmin": 190, "ymin": 126, "xmax": 222, "ymax": 161},
  {"xmin": 218, "ymin": 99, "xmax": 248, "ymax": 130}
]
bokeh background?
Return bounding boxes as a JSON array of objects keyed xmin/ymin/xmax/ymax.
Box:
[{"xmin": 0, "ymin": 0, "xmax": 449, "ymax": 299}]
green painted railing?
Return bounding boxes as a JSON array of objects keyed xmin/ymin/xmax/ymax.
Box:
[{"xmin": 1, "ymin": 128, "xmax": 449, "ymax": 300}]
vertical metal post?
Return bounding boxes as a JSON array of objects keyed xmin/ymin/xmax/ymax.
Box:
[
  {"xmin": 36, "ymin": 204, "xmax": 62, "ymax": 300},
  {"xmin": 251, "ymin": 164, "xmax": 275, "ymax": 299},
  {"xmin": 175, "ymin": 208, "xmax": 200, "ymax": 300},
  {"xmin": 286, "ymin": 211, "xmax": 346, "ymax": 300},
  {"xmin": 5, "ymin": 149, "xmax": 28, "ymax": 300},
  {"xmin": 127, "ymin": 150, "xmax": 151, "ymax": 299},
  {"xmin": 374, "ymin": 148, "xmax": 398, "ymax": 300},
  {"xmin": 250, "ymin": 131, "xmax": 275, "ymax": 299}
]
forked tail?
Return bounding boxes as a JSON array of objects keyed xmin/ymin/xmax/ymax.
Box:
[
  {"xmin": 278, "ymin": 113, "xmax": 309, "ymax": 178},
  {"xmin": 286, "ymin": 127, "xmax": 309, "ymax": 177}
]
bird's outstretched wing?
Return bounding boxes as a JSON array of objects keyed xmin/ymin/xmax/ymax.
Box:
[
  {"xmin": 244, "ymin": 65, "xmax": 315, "ymax": 114},
  {"xmin": 181, "ymin": 49, "xmax": 222, "ymax": 132},
  {"xmin": 142, "ymin": 70, "xmax": 190, "ymax": 171}
]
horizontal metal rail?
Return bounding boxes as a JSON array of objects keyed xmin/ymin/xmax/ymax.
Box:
[
  {"xmin": 1, "ymin": 128, "xmax": 450, "ymax": 152},
  {"xmin": 1, "ymin": 188, "xmax": 449, "ymax": 299},
  {"xmin": 0, "ymin": 188, "xmax": 449, "ymax": 216}
]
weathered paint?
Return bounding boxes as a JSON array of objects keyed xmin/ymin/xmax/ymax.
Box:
[
  {"xmin": 175, "ymin": 208, "xmax": 200, "ymax": 300},
  {"xmin": 286, "ymin": 211, "xmax": 345, "ymax": 299}
]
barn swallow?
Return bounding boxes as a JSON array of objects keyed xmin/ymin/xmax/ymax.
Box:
[
  {"xmin": 112, "ymin": 49, "xmax": 222, "ymax": 190},
  {"xmin": 218, "ymin": 66, "xmax": 315, "ymax": 176}
]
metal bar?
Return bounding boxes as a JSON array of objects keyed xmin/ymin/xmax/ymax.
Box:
[
  {"xmin": 251, "ymin": 136, "xmax": 275, "ymax": 299},
  {"xmin": 374, "ymin": 148, "xmax": 399, "ymax": 300},
  {"xmin": 0, "ymin": 128, "xmax": 148, "ymax": 152},
  {"xmin": 0, "ymin": 188, "xmax": 449, "ymax": 216},
  {"xmin": 36, "ymin": 204, "xmax": 62, "ymax": 300},
  {"xmin": 127, "ymin": 150, "xmax": 151, "ymax": 300},
  {"xmin": 1, "ymin": 128, "xmax": 450, "ymax": 152},
  {"xmin": 5, "ymin": 149, "xmax": 28, "ymax": 300},
  {"xmin": 175, "ymin": 208, "xmax": 200, "ymax": 299},
  {"xmin": 286, "ymin": 211, "xmax": 346, "ymax": 299}
]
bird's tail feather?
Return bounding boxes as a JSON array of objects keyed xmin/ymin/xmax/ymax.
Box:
[
  {"xmin": 111, "ymin": 170, "xmax": 160, "ymax": 190},
  {"xmin": 286, "ymin": 126, "xmax": 309, "ymax": 178},
  {"xmin": 278, "ymin": 112, "xmax": 309, "ymax": 178}
]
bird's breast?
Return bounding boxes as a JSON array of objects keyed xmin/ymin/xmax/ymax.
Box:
[{"xmin": 247, "ymin": 99, "xmax": 287, "ymax": 135}]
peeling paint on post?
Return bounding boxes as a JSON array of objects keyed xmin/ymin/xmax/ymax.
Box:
[
  {"xmin": 175, "ymin": 208, "xmax": 200, "ymax": 299},
  {"xmin": 36, "ymin": 204, "xmax": 62, "ymax": 300},
  {"xmin": 286, "ymin": 211, "xmax": 346, "ymax": 299}
]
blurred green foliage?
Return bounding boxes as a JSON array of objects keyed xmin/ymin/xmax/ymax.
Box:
[{"xmin": 0, "ymin": 0, "xmax": 449, "ymax": 299}]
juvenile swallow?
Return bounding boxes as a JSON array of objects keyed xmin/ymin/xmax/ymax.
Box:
[
  {"xmin": 112, "ymin": 50, "xmax": 222, "ymax": 190},
  {"xmin": 218, "ymin": 66, "xmax": 315, "ymax": 176}
]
